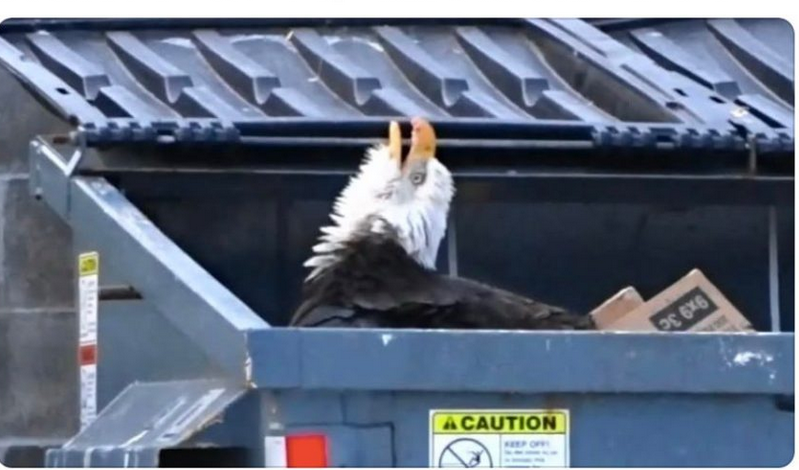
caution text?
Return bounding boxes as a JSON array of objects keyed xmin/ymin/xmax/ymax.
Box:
[{"xmin": 433, "ymin": 412, "xmax": 566, "ymax": 434}]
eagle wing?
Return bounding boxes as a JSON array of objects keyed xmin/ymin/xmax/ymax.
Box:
[{"xmin": 289, "ymin": 233, "xmax": 593, "ymax": 330}]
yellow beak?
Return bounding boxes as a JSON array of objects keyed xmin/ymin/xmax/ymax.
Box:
[
  {"xmin": 406, "ymin": 117, "xmax": 436, "ymax": 167},
  {"xmin": 386, "ymin": 117, "xmax": 436, "ymax": 170},
  {"xmin": 388, "ymin": 120, "xmax": 402, "ymax": 163}
]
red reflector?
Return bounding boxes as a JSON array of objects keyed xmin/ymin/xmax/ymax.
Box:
[
  {"xmin": 79, "ymin": 344, "xmax": 97, "ymax": 366},
  {"xmin": 286, "ymin": 434, "xmax": 328, "ymax": 468}
]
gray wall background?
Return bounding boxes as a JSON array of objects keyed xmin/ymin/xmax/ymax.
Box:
[{"xmin": 0, "ymin": 66, "xmax": 78, "ymax": 445}]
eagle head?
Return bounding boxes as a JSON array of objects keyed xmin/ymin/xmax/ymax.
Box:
[{"xmin": 304, "ymin": 118, "xmax": 455, "ymax": 281}]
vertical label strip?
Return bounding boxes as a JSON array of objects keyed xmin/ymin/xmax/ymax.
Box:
[
  {"xmin": 78, "ymin": 251, "xmax": 99, "ymax": 430},
  {"xmin": 264, "ymin": 436, "xmax": 288, "ymax": 467}
]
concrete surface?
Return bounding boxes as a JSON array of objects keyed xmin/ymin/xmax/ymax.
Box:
[
  {"xmin": 0, "ymin": 310, "xmax": 78, "ymax": 438},
  {"xmin": 0, "ymin": 64, "xmax": 78, "ymax": 450}
]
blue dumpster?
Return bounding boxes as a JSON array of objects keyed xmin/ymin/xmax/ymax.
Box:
[{"xmin": 0, "ymin": 18, "xmax": 793, "ymax": 467}]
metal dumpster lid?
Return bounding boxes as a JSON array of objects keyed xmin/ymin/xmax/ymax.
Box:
[
  {"xmin": 594, "ymin": 19, "xmax": 794, "ymax": 127},
  {"xmin": 0, "ymin": 18, "xmax": 792, "ymax": 154}
]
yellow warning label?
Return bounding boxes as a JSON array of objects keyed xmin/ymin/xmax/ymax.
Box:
[
  {"xmin": 432, "ymin": 411, "xmax": 567, "ymax": 434},
  {"xmin": 78, "ymin": 252, "xmax": 99, "ymax": 277},
  {"xmin": 430, "ymin": 409, "xmax": 571, "ymax": 467}
]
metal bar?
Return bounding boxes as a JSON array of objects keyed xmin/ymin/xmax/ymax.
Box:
[
  {"xmin": 48, "ymin": 112, "xmax": 753, "ymax": 152},
  {"xmin": 248, "ymin": 329, "xmax": 794, "ymax": 394},
  {"xmin": 98, "ymin": 285, "xmax": 142, "ymax": 301},
  {"xmin": 230, "ymin": 115, "xmax": 599, "ymax": 138},
  {"xmin": 234, "ymin": 137, "xmax": 597, "ymax": 149},
  {"xmin": 75, "ymin": 117, "xmax": 610, "ymax": 145},
  {"xmin": 447, "ymin": 206, "xmax": 458, "ymax": 277},
  {"xmin": 768, "ymin": 206, "xmax": 781, "ymax": 332},
  {"xmin": 274, "ymin": 196, "xmax": 291, "ymax": 318},
  {"xmin": 103, "ymin": 170, "xmax": 793, "ymax": 207},
  {"xmin": 29, "ymin": 140, "xmax": 71, "ymax": 217},
  {"xmin": 31, "ymin": 138, "xmax": 268, "ymax": 380},
  {"xmin": 67, "ymin": 177, "xmax": 268, "ymax": 378}
]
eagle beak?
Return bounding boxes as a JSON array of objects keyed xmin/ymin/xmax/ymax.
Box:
[
  {"xmin": 404, "ymin": 117, "xmax": 436, "ymax": 170},
  {"xmin": 388, "ymin": 120, "xmax": 402, "ymax": 164}
]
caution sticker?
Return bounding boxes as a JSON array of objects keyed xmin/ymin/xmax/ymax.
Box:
[
  {"xmin": 430, "ymin": 410, "xmax": 569, "ymax": 467},
  {"xmin": 78, "ymin": 252, "xmax": 99, "ymax": 346},
  {"xmin": 78, "ymin": 252, "xmax": 99, "ymax": 430},
  {"xmin": 78, "ymin": 252, "xmax": 99, "ymax": 276}
]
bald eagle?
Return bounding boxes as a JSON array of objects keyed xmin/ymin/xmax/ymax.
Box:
[{"xmin": 289, "ymin": 118, "xmax": 594, "ymax": 330}]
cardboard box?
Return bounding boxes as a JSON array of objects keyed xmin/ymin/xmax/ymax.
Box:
[
  {"xmin": 592, "ymin": 269, "xmax": 754, "ymax": 332},
  {"xmin": 589, "ymin": 287, "xmax": 645, "ymax": 329}
]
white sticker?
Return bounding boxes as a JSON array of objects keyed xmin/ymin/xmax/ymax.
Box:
[
  {"xmin": 78, "ymin": 252, "xmax": 99, "ymax": 430},
  {"xmin": 264, "ymin": 436, "xmax": 288, "ymax": 467},
  {"xmin": 430, "ymin": 410, "xmax": 570, "ymax": 468},
  {"xmin": 79, "ymin": 364, "xmax": 97, "ymax": 429},
  {"xmin": 78, "ymin": 252, "xmax": 99, "ymax": 346}
]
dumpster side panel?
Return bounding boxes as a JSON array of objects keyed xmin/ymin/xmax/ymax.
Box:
[
  {"xmin": 271, "ymin": 390, "xmax": 793, "ymax": 467},
  {"xmin": 130, "ymin": 181, "xmax": 783, "ymax": 331},
  {"xmin": 777, "ymin": 207, "xmax": 794, "ymax": 332},
  {"xmin": 389, "ymin": 391, "xmax": 794, "ymax": 467},
  {"xmin": 249, "ymin": 329, "xmax": 793, "ymax": 395},
  {"xmin": 96, "ymin": 300, "xmax": 226, "ymax": 410},
  {"xmin": 132, "ymin": 196, "xmax": 285, "ymax": 323},
  {"xmin": 456, "ymin": 203, "xmax": 774, "ymax": 331}
]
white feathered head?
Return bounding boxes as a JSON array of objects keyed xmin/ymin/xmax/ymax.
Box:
[{"xmin": 304, "ymin": 118, "xmax": 455, "ymax": 281}]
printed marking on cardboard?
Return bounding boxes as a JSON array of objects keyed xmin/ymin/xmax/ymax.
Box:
[
  {"xmin": 430, "ymin": 410, "xmax": 569, "ymax": 467},
  {"xmin": 649, "ymin": 287, "xmax": 717, "ymax": 331}
]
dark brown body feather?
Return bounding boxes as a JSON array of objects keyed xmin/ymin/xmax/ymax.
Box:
[{"xmin": 290, "ymin": 226, "xmax": 594, "ymax": 330}]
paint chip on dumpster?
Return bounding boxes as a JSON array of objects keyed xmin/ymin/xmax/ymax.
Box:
[{"xmin": 430, "ymin": 410, "xmax": 569, "ymax": 467}]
